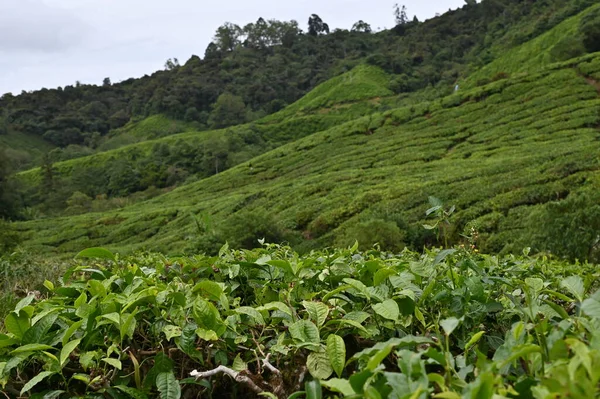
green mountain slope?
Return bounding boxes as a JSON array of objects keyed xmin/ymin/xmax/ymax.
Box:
[
  {"xmin": 465, "ymin": 3, "xmax": 600, "ymax": 87},
  {"xmin": 15, "ymin": 48, "xmax": 600, "ymax": 260},
  {"xmin": 1, "ymin": 0, "xmax": 595, "ymax": 170},
  {"xmin": 14, "ymin": 66, "xmax": 394, "ymax": 204}
]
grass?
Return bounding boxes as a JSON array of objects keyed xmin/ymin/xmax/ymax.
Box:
[{"xmin": 13, "ymin": 51, "xmax": 600, "ymax": 257}]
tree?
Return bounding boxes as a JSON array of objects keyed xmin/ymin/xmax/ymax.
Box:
[
  {"xmin": 40, "ymin": 152, "xmax": 55, "ymax": 195},
  {"xmin": 204, "ymin": 42, "xmax": 220, "ymax": 59},
  {"xmin": 351, "ymin": 20, "xmax": 372, "ymax": 33},
  {"xmin": 579, "ymin": 8, "xmax": 600, "ymax": 53},
  {"xmin": 208, "ymin": 93, "xmax": 248, "ymax": 129},
  {"xmin": 308, "ymin": 14, "xmax": 330, "ymax": 36},
  {"xmin": 103, "ymin": 77, "xmax": 111, "ymax": 87},
  {"xmin": 464, "ymin": 0, "xmax": 477, "ymax": 6},
  {"xmin": 164, "ymin": 58, "xmax": 180, "ymax": 70},
  {"xmin": 214, "ymin": 23, "xmax": 243, "ymax": 51},
  {"xmin": 0, "ymin": 147, "xmax": 17, "ymax": 219},
  {"xmin": 394, "ymin": 4, "xmax": 408, "ymax": 25}
]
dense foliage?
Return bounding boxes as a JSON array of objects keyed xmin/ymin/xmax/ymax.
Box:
[{"xmin": 1, "ymin": 245, "xmax": 600, "ymax": 398}]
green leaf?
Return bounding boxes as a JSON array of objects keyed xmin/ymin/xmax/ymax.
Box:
[
  {"xmin": 179, "ymin": 323, "xmax": 199, "ymax": 355},
  {"xmin": 100, "ymin": 312, "xmax": 121, "ymax": 326},
  {"xmin": 234, "ymin": 306, "xmax": 265, "ymax": 325},
  {"xmin": 367, "ymin": 343, "xmax": 395, "ymax": 371},
  {"xmin": 196, "ymin": 328, "xmax": 219, "ymax": 341},
  {"xmin": 163, "ymin": 325, "xmax": 182, "ymax": 341},
  {"xmin": 120, "ymin": 312, "xmax": 138, "ymax": 340},
  {"xmin": 256, "ymin": 301, "xmax": 293, "ymax": 317},
  {"xmin": 374, "ymin": 268, "xmax": 397, "ymax": 286},
  {"xmin": 440, "ymin": 317, "xmax": 461, "ymax": 336},
  {"xmin": 561, "ymin": 276, "xmax": 585, "ymax": 302},
  {"xmin": 433, "ymin": 249, "xmax": 457, "ymax": 266},
  {"xmin": 305, "ymin": 380, "xmax": 323, "ymax": 399},
  {"xmin": 88, "ymin": 280, "xmax": 107, "ymax": 298},
  {"xmin": 42, "ymin": 390, "xmax": 65, "ymax": 399},
  {"xmin": 194, "ymin": 280, "xmax": 223, "ymax": 302},
  {"xmin": 372, "ymin": 299, "xmax": 399, "ymax": 322},
  {"xmin": 62, "ymin": 320, "xmax": 83, "ymax": 346},
  {"xmin": 43, "ymin": 280, "xmax": 55, "ymax": 291},
  {"xmin": 13, "ymin": 295, "xmax": 35, "ymax": 314},
  {"xmin": 321, "ymin": 378, "xmax": 355, "ymax": 396},
  {"xmin": 156, "ymin": 372, "xmax": 181, "ymax": 399},
  {"xmin": 465, "ymin": 331, "xmax": 485, "ymax": 351},
  {"xmin": 498, "ymin": 344, "xmax": 541, "ymax": 369},
  {"xmin": 327, "ymin": 334, "xmax": 346, "ymax": 378},
  {"xmin": 268, "ymin": 259, "xmax": 296, "ymax": 275},
  {"xmin": 80, "ymin": 351, "xmax": 97, "ymax": 371},
  {"xmin": 5, "ymin": 310, "xmax": 30, "ymax": 339},
  {"xmin": 22, "ymin": 312, "xmax": 58, "ymax": 345},
  {"xmin": 20, "ymin": 371, "xmax": 56, "ymax": 395},
  {"xmin": 525, "ymin": 277, "xmax": 544, "ymax": 293},
  {"xmin": 102, "ymin": 357, "xmax": 123, "ymax": 370},
  {"xmin": 289, "ymin": 320, "xmax": 320, "ymax": 344},
  {"xmin": 232, "ymin": 354, "xmax": 247, "ymax": 372},
  {"xmin": 307, "ymin": 350, "xmax": 333, "ymax": 380},
  {"xmin": 60, "ymin": 339, "xmax": 81, "ymax": 367},
  {"xmin": 325, "ymin": 319, "xmax": 369, "ymax": 335},
  {"xmin": 116, "ymin": 386, "xmax": 150, "ymax": 399},
  {"xmin": 11, "ymin": 343, "xmax": 54, "ymax": 354},
  {"xmin": 303, "ymin": 301, "xmax": 329, "ymax": 327},
  {"xmin": 75, "ymin": 247, "xmax": 116, "ymax": 262},
  {"xmin": 582, "ymin": 290, "xmax": 600, "ymax": 319},
  {"xmin": 343, "ymin": 278, "xmax": 371, "ymax": 300},
  {"xmin": 0, "ymin": 336, "xmax": 18, "ymax": 349},
  {"xmin": 144, "ymin": 353, "xmax": 174, "ymax": 390},
  {"xmin": 351, "ymin": 336, "xmax": 434, "ymax": 361}
]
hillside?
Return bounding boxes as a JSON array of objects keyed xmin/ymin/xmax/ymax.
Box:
[
  {"xmin": 0, "ymin": 0, "xmax": 596, "ymax": 172},
  {"xmin": 1, "ymin": 0, "xmax": 599, "ymax": 263},
  {"xmin": 13, "ymin": 46, "xmax": 600, "ymax": 261}
]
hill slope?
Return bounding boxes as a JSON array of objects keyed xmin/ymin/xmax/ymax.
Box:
[{"xmin": 14, "ymin": 47, "xmax": 600, "ymax": 260}]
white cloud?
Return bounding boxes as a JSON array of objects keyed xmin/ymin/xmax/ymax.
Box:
[{"xmin": 0, "ymin": 0, "xmax": 89, "ymax": 53}]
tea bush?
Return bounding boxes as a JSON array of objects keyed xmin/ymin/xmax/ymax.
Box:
[{"xmin": 1, "ymin": 244, "xmax": 600, "ymax": 398}]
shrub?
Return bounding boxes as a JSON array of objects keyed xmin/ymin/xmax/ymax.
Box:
[
  {"xmin": 580, "ymin": 7, "xmax": 600, "ymax": 53},
  {"xmin": 337, "ymin": 219, "xmax": 406, "ymax": 252}
]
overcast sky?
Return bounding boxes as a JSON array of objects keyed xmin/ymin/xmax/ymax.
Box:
[{"xmin": 0, "ymin": 0, "xmax": 466, "ymax": 95}]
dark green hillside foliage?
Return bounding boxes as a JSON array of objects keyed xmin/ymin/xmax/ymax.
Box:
[
  {"xmin": 0, "ymin": 0, "xmax": 597, "ymax": 169},
  {"xmin": 0, "ymin": 146, "xmax": 20, "ymax": 220},
  {"xmin": 580, "ymin": 6, "xmax": 600, "ymax": 53}
]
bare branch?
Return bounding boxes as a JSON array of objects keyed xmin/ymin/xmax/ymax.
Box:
[
  {"xmin": 262, "ymin": 353, "xmax": 281, "ymax": 375},
  {"xmin": 191, "ymin": 366, "xmax": 264, "ymax": 394}
]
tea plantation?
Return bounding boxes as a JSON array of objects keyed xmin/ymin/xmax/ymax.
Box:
[
  {"xmin": 2, "ymin": 1, "xmax": 600, "ymax": 398},
  {"xmin": 1, "ymin": 245, "xmax": 600, "ymax": 397}
]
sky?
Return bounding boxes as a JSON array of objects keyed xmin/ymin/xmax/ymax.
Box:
[{"xmin": 0, "ymin": 0, "xmax": 466, "ymax": 95}]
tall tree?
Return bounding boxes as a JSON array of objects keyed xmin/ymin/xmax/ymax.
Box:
[
  {"xmin": 0, "ymin": 147, "xmax": 19, "ymax": 219},
  {"xmin": 208, "ymin": 93, "xmax": 248, "ymax": 129},
  {"xmin": 351, "ymin": 20, "xmax": 372, "ymax": 33},
  {"xmin": 394, "ymin": 4, "xmax": 408, "ymax": 25},
  {"xmin": 214, "ymin": 22, "xmax": 243, "ymax": 51},
  {"xmin": 308, "ymin": 14, "xmax": 330, "ymax": 36}
]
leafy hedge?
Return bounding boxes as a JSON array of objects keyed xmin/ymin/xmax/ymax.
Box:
[{"xmin": 1, "ymin": 244, "xmax": 600, "ymax": 398}]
